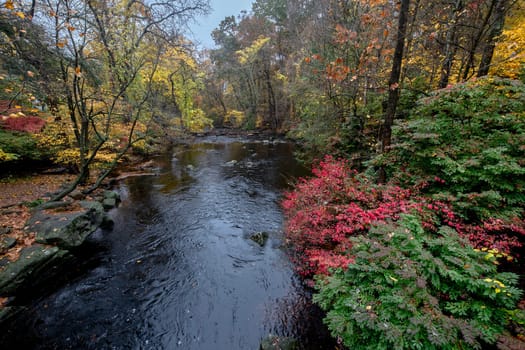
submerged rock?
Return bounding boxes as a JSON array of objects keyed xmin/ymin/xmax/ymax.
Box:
[{"xmin": 249, "ymin": 231, "xmax": 269, "ymax": 246}]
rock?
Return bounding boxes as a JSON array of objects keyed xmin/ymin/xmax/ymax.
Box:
[
  {"xmin": 102, "ymin": 191, "xmax": 120, "ymax": 210},
  {"xmin": 30, "ymin": 201, "xmax": 105, "ymax": 249},
  {"xmin": 68, "ymin": 190, "xmax": 85, "ymax": 200},
  {"xmin": 0, "ymin": 237, "xmax": 16, "ymax": 254},
  {"xmin": 103, "ymin": 190, "xmax": 120, "ymax": 202},
  {"xmin": 250, "ymin": 232, "xmax": 269, "ymax": 247},
  {"xmin": 0, "ymin": 227, "xmax": 11, "ymax": 236},
  {"xmin": 100, "ymin": 214, "xmax": 114, "ymax": 230},
  {"xmin": 260, "ymin": 335, "xmax": 298, "ymax": 350},
  {"xmin": 0, "ymin": 306, "xmax": 24, "ymax": 324},
  {"xmin": 102, "ymin": 198, "xmax": 117, "ymax": 210},
  {"xmin": 38, "ymin": 200, "xmax": 73, "ymax": 210},
  {"xmin": 0, "ymin": 244, "xmax": 68, "ymax": 295},
  {"xmin": 0, "ymin": 258, "xmax": 9, "ymax": 269}
]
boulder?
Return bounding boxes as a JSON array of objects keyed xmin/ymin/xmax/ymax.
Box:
[
  {"xmin": 0, "ymin": 244, "xmax": 69, "ymax": 295},
  {"xmin": 29, "ymin": 201, "xmax": 105, "ymax": 249},
  {"xmin": 0, "ymin": 237, "xmax": 16, "ymax": 254},
  {"xmin": 102, "ymin": 190, "xmax": 120, "ymax": 210}
]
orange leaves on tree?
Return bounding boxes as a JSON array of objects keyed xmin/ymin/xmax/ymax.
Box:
[
  {"xmin": 335, "ymin": 24, "xmax": 357, "ymax": 44},
  {"xmin": 326, "ymin": 60, "xmax": 351, "ymax": 82},
  {"xmin": 304, "ymin": 54, "xmax": 324, "ymax": 64}
]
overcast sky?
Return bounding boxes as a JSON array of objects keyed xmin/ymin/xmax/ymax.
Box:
[{"xmin": 189, "ymin": 0, "xmax": 254, "ymax": 48}]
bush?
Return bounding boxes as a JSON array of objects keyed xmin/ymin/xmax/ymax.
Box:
[
  {"xmin": 1, "ymin": 115, "xmax": 46, "ymax": 133},
  {"xmin": 283, "ymin": 157, "xmax": 522, "ymax": 278},
  {"xmin": 283, "ymin": 156, "xmax": 418, "ymax": 277},
  {"xmin": 0, "ymin": 129, "xmax": 44, "ymax": 162},
  {"xmin": 314, "ymin": 214, "xmax": 524, "ymax": 350},
  {"xmin": 372, "ymin": 77, "xmax": 525, "ymax": 222}
]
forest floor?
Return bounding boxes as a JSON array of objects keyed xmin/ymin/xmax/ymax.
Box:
[
  {"xmin": 0, "ymin": 173, "xmax": 74, "ymax": 208},
  {"xmin": 0, "ymin": 173, "xmax": 77, "ymax": 272}
]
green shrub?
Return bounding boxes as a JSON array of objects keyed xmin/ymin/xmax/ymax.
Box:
[
  {"xmin": 0, "ymin": 129, "xmax": 44, "ymax": 162},
  {"xmin": 314, "ymin": 214, "xmax": 524, "ymax": 350},
  {"xmin": 372, "ymin": 77, "xmax": 525, "ymax": 221}
]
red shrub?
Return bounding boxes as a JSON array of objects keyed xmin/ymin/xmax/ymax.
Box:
[
  {"xmin": 283, "ymin": 156, "xmax": 524, "ymax": 278},
  {"xmin": 1, "ymin": 116, "xmax": 46, "ymax": 133}
]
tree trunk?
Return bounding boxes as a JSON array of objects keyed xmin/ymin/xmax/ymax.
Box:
[
  {"xmin": 438, "ymin": 0, "xmax": 464, "ymax": 89},
  {"xmin": 478, "ymin": 0, "xmax": 508, "ymax": 77},
  {"xmin": 461, "ymin": 0, "xmax": 497, "ymax": 80},
  {"xmin": 379, "ymin": 0, "xmax": 411, "ymax": 183}
]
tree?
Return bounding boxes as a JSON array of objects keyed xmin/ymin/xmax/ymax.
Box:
[
  {"xmin": 478, "ymin": 0, "xmax": 510, "ymax": 76},
  {"xmin": 379, "ymin": 0, "xmax": 411, "ymax": 183},
  {"xmin": 23, "ymin": 0, "xmax": 210, "ymax": 199}
]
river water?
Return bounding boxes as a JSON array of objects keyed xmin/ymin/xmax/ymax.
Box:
[{"xmin": 1, "ymin": 136, "xmax": 334, "ymax": 349}]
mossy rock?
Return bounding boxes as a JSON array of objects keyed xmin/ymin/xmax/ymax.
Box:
[
  {"xmin": 0, "ymin": 244, "xmax": 69, "ymax": 295},
  {"xmin": 29, "ymin": 201, "xmax": 105, "ymax": 249}
]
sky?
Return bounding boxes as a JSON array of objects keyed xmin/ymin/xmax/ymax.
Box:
[{"xmin": 189, "ymin": 0, "xmax": 254, "ymax": 49}]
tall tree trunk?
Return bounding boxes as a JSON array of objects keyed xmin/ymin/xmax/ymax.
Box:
[
  {"xmin": 461, "ymin": 0, "xmax": 497, "ymax": 80},
  {"xmin": 438, "ymin": 0, "xmax": 464, "ymax": 89},
  {"xmin": 379, "ymin": 0, "xmax": 411, "ymax": 183},
  {"xmin": 478, "ymin": 0, "xmax": 508, "ymax": 77}
]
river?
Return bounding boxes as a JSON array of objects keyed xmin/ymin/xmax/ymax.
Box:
[{"xmin": 1, "ymin": 136, "xmax": 334, "ymax": 349}]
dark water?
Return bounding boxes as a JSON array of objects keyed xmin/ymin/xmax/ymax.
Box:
[{"xmin": 1, "ymin": 137, "xmax": 334, "ymax": 349}]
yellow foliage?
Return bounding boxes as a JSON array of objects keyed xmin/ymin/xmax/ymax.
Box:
[
  {"xmin": 4, "ymin": 0, "xmax": 14, "ymax": 10},
  {"xmin": 491, "ymin": 3, "xmax": 525, "ymax": 79},
  {"xmin": 236, "ymin": 36, "xmax": 270, "ymax": 65},
  {"xmin": 0, "ymin": 148, "xmax": 17, "ymax": 161},
  {"xmin": 223, "ymin": 110, "xmax": 245, "ymax": 128},
  {"xmin": 184, "ymin": 109, "xmax": 213, "ymax": 132},
  {"xmin": 54, "ymin": 148, "xmax": 80, "ymax": 166}
]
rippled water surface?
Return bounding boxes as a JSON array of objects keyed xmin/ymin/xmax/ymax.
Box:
[{"xmin": 1, "ymin": 137, "xmax": 334, "ymax": 349}]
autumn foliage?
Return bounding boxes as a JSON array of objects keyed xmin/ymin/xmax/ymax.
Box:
[
  {"xmin": 283, "ymin": 156, "xmax": 523, "ymax": 278},
  {"xmin": 1, "ymin": 116, "xmax": 46, "ymax": 133}
]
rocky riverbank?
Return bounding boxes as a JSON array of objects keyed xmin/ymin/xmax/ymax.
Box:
[{"xmin": 0, "ymin": 187, "xmax": 120, "ymax": 324}]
